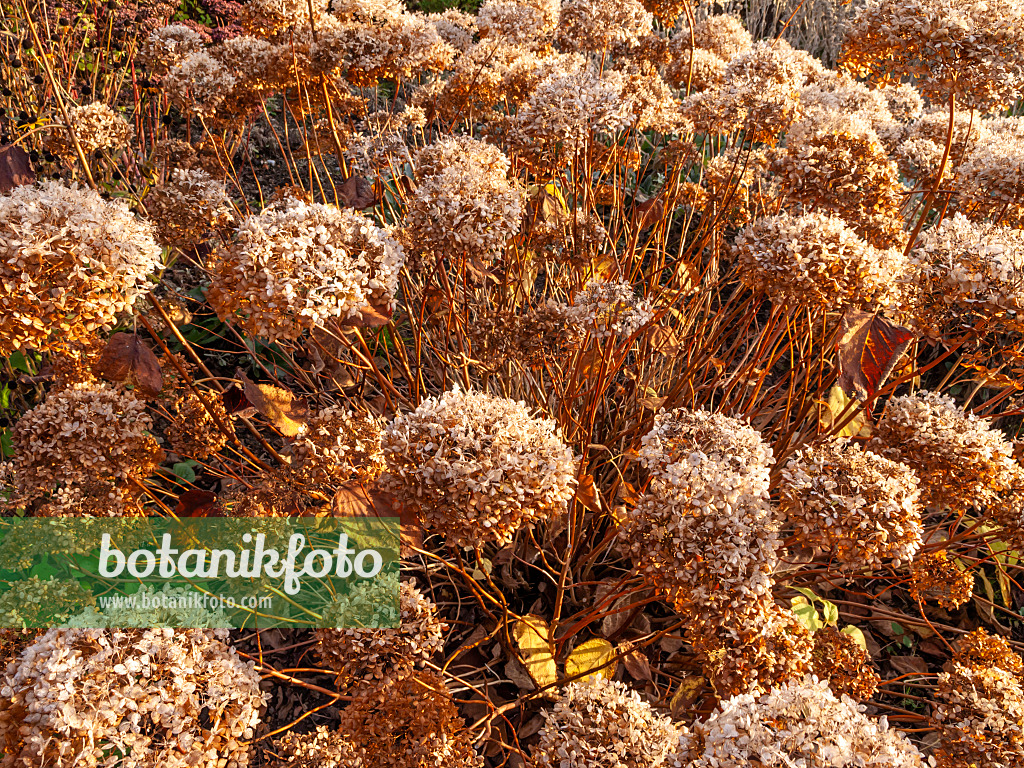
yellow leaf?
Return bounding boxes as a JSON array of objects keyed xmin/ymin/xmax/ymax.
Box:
[
  {"xmin": 820, "ymin": 385, "xmax": 872, "ymax": 438},
  {"xmin": 840, "ymin": 625, "xmax": 869, "ymax": 654},
  {"xmin": 565, "ymin": 637, "xmax": 617, "ymax": 682},
  {"xmin": 513, "ymin": 615, "xmax": 557, "ymax": 688}
]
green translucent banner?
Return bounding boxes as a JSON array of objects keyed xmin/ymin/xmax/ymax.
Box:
[{"xmin": 0, "ymin": 516, "xmax": 399, "ymax": 629}]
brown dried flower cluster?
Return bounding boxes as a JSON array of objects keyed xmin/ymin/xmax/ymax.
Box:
[
  {"xmin": 2, "ymin": 383, "xmax": 162, "ymax": 517},
  {"xmin": 477, "ymin": 0, "xmax": 559, "ymax": 48},
  {"xmin": 468, "ymin": 303, "xmax": 584, "ymax": 372},
  {"xmin": 555, "ymin": 0, "xmax": 653, "ymax": 54},
  {"xmin": 840, "ymin": 0, "xmax": 1024, "ymax": 112},
  {"xmin": 290, "ymin": 407, "xmax": 386, "ymax": 488},
  {"xmin": 0, "ymin": 628, "xmax": 265, "ymax": 768},
  {"xmin": 535, "ymin": 676, "xmax": 689, "ymax": 768},
  {"xmin": 780, "ymin": 437, "xmax": 923, "ymax": 569},
  {"xmin": 951, "ymin": 119, "xmax": 1024, "ymax": 228},
  {"xmin": 564, "ymin": 280, "xmax": 654, "ymax": 340},
  {"xmin": 45, "ymin": 102, "xmax": 134, "ymax": 162},
  {"xmin": 935, "ymin": 630, "xmax": 1024, "ymax": 767},
  {"xmin": 164, "ymin": 390, "xmax": 233, "ymax": 460},
  {"xmin": 811, "ymin": 626, "xmax": 881, "ymax": 700},
  {"xmin": 0, "ymin": 181, "xmax": 162, "ymax": 355},
  {"xmin": 379, "ymin": 387, "xmax": 577, "ymax": 547},
  {"xmin": 145, "ymin": 167, "xmax": 235, "ymax": 248},
  {"xmin": 733, "ymin": 212, "xmax": 908, "ymax": 311},
  {"xmin": 206, "ymin": 194, "xmax": 405, "ymax": 341},
  {"xmin": 909, "ymin": 550, "xmax": 975, "ymax": 610},
  {"xmin": 315, "ymin": 580, "xmax": 445, "ymax": 693}
]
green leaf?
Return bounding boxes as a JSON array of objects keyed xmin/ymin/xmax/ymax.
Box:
[
  {"xmin": 821, "ymin": 599, "xmax": 839, "ymax": 627},
  {"xmin": 172, "ymin": 462, "xmax": 197, "ymax": 483},
  {"xmin": 30, "ymin": 561, "xmax": 58, "ymax": 580},
  {"xmin": 8, "ymin": 351, "xmax": 33, "ymax": 375},
  {"xmin": 791, "ymin": 597, "xmax": 822, "ymax": 633},
  {"xmin": 791, "ymin": 586, "xmax": 819, "ymax": 601},
  {"xmin": 0, "ymin": 428, "xmax": 12, "ymax": 459}
]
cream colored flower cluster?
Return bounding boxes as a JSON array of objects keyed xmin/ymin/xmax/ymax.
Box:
[
  {"xmin": 564, "ymin": 280, "xmax": 654, "ymax": 340},
  {"xmin": 3, "ymin": 383, "xmax": 162, "ymax": 517},
  {"xmin": 953, "ymin": 121, "xmax": 1024, "ymax": 228},
  {"xmin": 0, "ymin": 181, "xmax": 162, "ymax": 355},
  {"xmin": 841, "ymin": 0, "xmax": 1024, "ymax": 112},
  {"xmin": 139, "ymin": 22, "xmax": 206, "ymax": 76},
  {"xmin": 910, "ymin": 213, "xmax": 1024, "ymax": 332},
  {"xmin": 46, "ymin": 102, "xmax": 134, "ymax": 162},
  {"xmin": 206, "ymin": 195, "xmax": 405, "ymax": 341},
  {"xmin": 535, "ymin": 677, "xmax": 689, "ymax": 768},
  {"xmin": 379, "ymin": 387, "xmax": 577, "ymax": 547},
  {"xmin": 779, "ymin": 437, "xmax": 923, "ymax": 570},
  {"xmin": 0, "ymin": 628, "xmax": 265, "ymax": 768},
  {"xmin": 290, "ymin": 407, "xmax": 387, "ymax": 487},
  {"xmin": 428, "ymin": 8, "xmax": 477, "ymax": 51},
  {"xmin": 406, "ymin": 136, "xmax": 523, "ymax": 259},
  {"xmin": 315, "ymin": 580, "xmax": 445, "ymax": 694},
  {"xmin": 161, "ymin": 49, "xmax": 237, "ymax": 118},
  {"xmin": 146, "ymin": 167, "xmax": 235, "ymax": 248},
  {"xmin": 687, "ymin": 676, "xmax": 926, "ymax": 767}
]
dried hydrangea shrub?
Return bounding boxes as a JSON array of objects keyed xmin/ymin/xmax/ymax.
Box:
[
  {"xmin": 315, "ymin": 580, "xmax": 444, "ymax": 692},
  {"xmin": 770, "ymin": 109, "xmax": 907, "ymax": 249},
  {"xmin": 811, "ymin": 626, "xmax": 881, "ymax": 700},
  {"xmin": 0, "ymin": 181, "xmax": 162, "ymax": 356},
  {"xmin": 289, "ymin": 407, "xmax": 386, "ymax": 487},
  {"xmin": 779, "ymin": 437, "xmax": 923, "ymax": 570},
  {"xmin": 380, "ymin": 387, "xmax": 577, "ymax": 547},
  {"xmin": 909, "ymin": 214, "xmax": 1024, "ymax": 334},
  {"xmin": 732, "ymin": 212, "xmax": 909, "ymax": 311},
  {"xmin": 534, "ymin": 676, "xmax": 689, "ymax": 768},
  {"xmin": 555, "ymin": 0, "xmax": 653, "ymax": 54},
  {"xmin": 45, "ymin": 102, "xmax": 134, "ymax": 162},
  {"xmin": 332, "ymin": 670, "xmax": 484, "ymax": 768},
  {"xmin": 405, "ymin": 136, "xmax": 522, "ymax": 260},
  {"xmin": 625, "ymin": 409, "xmax": 778, "ymax": 620},
  {"xmin": 952, "ymin": 123, "xmax": 1024, "ymax": 228},
  {"xmin": 0, "ymin": 576, "xmax": 94, "ymax": 628},
  {"xmin": 0, "ymin": 628, "xmax": 265, "ymax": 768},
  {"xmin": 427, "ymin": 8, "xmax": 477, "ymax": 51},
  {"xmin": 687, "ymin": 676, "xmax": 927, "ymax": 767},
  {"xmin": 145, "ymin": 167, "xmax": 235, "ymax": 248},
  {"xmin": 140, "ymin": 23, "xmax": 207, "ymax": 77},
  {"xmin": 563, "ymin": 280, "xmax": 654, "ymax": 340},
  {"xmin": 2, "ymin": 383, "xmax": 162, "ymax": 516},
  {"xmin": 161, "ymin": 49, "xmax": 238, "ymax": 117},
  {"xmin": 206, "ymin": 195, "xmax": 405, "ymax": 342},
  {"xmin": 869, "ymin": 390, "xmax": 1020, "ymax": 513},
  {"xmin": 840, "ymin": 0, "xmax": 1024, "ymax": 112},
  {"xmin": 687, "ymin": 14, "xmax": 754, "ymax": 60}
]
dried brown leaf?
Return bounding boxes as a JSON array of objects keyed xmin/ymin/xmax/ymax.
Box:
[
  {"xmin": 235, "ymin": 370, "xmax": 309, "ymax": 437},
  {"xmin": 94, "ymin": 333, "xmax": 163, "ymax": 398},
  {"xmin": 0, "ymin": 144, "xmax": 33, "ymax": 194}
]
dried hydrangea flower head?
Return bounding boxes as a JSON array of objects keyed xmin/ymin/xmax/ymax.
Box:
[
  {"xmin": 0, "ymin": 576, "xmax": 94, "ymax": 628},
  {"xmin": 840, "ymin": 0, "xmax": 1024, "ymax": 112},
  {"xmin": 427, "ymin": 8, "xmax": 477, "ymax": 51},
  {"xmin": 2, "ymin": 383, "xmax": 162, "ymax": 517},
  {"xmin": 687, "ymin": 676, "xmax": 926, "ymax": 767},
  {"xmin": 161, "ymin": 49, "xmax": 237, "ymax": 117},
  {"xmin": 935, "ymin": 659, "xmax": 1024, "ymax": 767},
  {"xmin": 508, "ymin": 63, "xmax": 634, "ymax": 167},
  {"xmin": 315, "ymin": 580, "xmax": 445, "ymax": 692},
  {"xmin": 909, "ymin": 550, "xmax": 975, "ymax": 610},
  {"xmin": 379, "ymin": 387, "xmax": 577, "ymax": 547},
  {"xmin": 952, "ymin": 121, "xmax": 1024, "ymax": 228},
  {"xmin": 688, "ymin": 14, "xmax": 754, "ymax": 60},
  {"xmin": 620, "ymin": 63, "xmax": 689, "ymax": 134},
  {"xmin": 732, "ymin": 212, "xmax": 909, "ymax": 311},
  {"xmin": 331, "ymin": 669, "xmax": 483, "ymax": 767},
  {"xmin": 477, "ymin": 0, "xmax": 559, "ymax": 47},
  {"xmin": 869, "ymin": 390, "xmax": 1019, "ymax": 512},
  {"xmin": 45, "ymin": 102, "xmax": 134, "ymax": 162},
  {"xmin": 206, "ymin": 194, "xmax": 405, "ymax": 342},
  {"xmin": 688, "ymin": 598, "xmax": 814, "ymax": 698},
  {"xmin": 145, "ymin": 167, "xmax": 235, "ymax": 248},
  {"xmin": 625, "ymin": 409, "xmax": 778, "ymax": 620},
  {"xmin": 680, "ymin": 147, "xmax": 777, "ymax": 229},
  {"xmin": 468, "ymin": 303, "xmax": 585, "ymax": 372},
  {"xmin": 893, "ymin": 109, "xmax": 991, "ymax": 184},
  {"xmin": 955, "ymin": 629, "xmax": 1024, "ymax": 675},
  {"xmin": 242, "ymin": 0, "xmax": 329, "ymax": 36},
  {"xmin": 779, "ymin": 437, "xmax": 923, "ymax": 570},
  {"xmin": 665, "ymin": 48, "xmax": 727, "ymax": 93},
  {"xmin": 771, "ymin": 108, "xmax": 906, "ymax": 248},
  {"xmin": 564, "ymin": 280, "xmax": 654, "ymax": 340},
  {"xmin": 0, "ymin": 628, "xmax": 265, "ymax": 768},
  {"xmin": 883, "ymin": 82, "xmax": 925, "ymax": 123},
  {"xmin": 164, "ymin": 390, "xmax": 233, "ymax": 460},
  {"xmin": 909, "ymin": 213, "xmax": 1024, "ymax": 334},
  {"xmin": 289, "ymin": 407, "xmax": 386, "ymax": 487},
  {"xmin": 534, "ymin": 676, "xmax": 690, "ymax": 768},
  {"xmin": 811, "ymin": 626, "xmax": 881, "ymax": 700},
  {"xmin": 406, "ymin": 135, "xmax": 522, "ymax": 259},
  {"xmin": 639, "ymin": 0, "xmax": 688, "ymax": 25},
  {"xmin": 140, "ymin": 23, "xmax": 207, "ymax": 77},
  {"xmin": 555, "ymin": 0, "xmax": 653, "ymax": 54},
  {"xmin": 0, "ymin": 181, "xmax": 162, "ymax": 356},
  {"xmin": 271, "ymin": 724, "xmax": 354, "ymax": 768}
]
